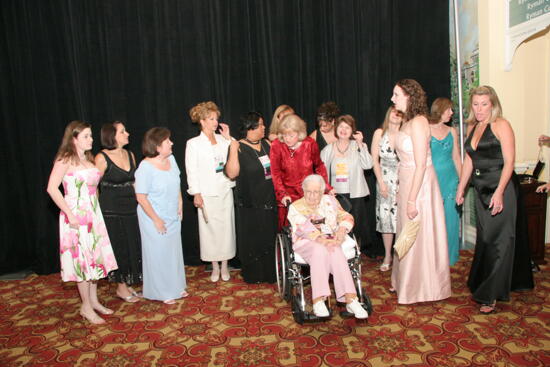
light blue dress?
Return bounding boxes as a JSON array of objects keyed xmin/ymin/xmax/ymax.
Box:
[
  {"xmin": 135, "ymin": 155, "xmax": 186, "ymax": 301},
  {"xmin": 430, "ymin": 132, "xmax": 460, "ymax": 266}
]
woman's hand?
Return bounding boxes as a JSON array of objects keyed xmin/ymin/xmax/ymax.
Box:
[
  {"xmin": 407, "ymin": 201, "xmax": 418, "ymax": 220},
  {"xmin": 328, "ymin": 189, "xmax": 336, "ymax": 196},
  {"xmin": 193, "ymin": 194, "xmax": 204, "ymax": 209},
  {"xmin": 67, "ymin": 213, "xmax": 79, "ymax": 230},
  {"xmin": 536, "ymin": 183, "xmax": 550, "ymax": 193},
  {"xmin": 378, "ymin": 183, "xmax": 389, "ymax": 198},
  {"xmin": 335, "ymin": 227, "xmax": 347, "ymax": 244},
  {"xmin": 489, "ymin": 191, "xmax": 504, "ymax": 216},
  {"xmin": 281, "ymin": 196, "xmax": 292, "ymax": 206},
  {"xmin": 455, "ymin": 187, "xmax": 464, "ymax": 206},
  {"xmin": 154, "ymin": 218, "xmax": 167, "ymax": 234},
  {"xmin": 219, "ymin": 123, "xmax": 231, "ymax": 140}
]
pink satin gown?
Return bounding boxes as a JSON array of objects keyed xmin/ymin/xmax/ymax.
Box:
[{"xmin": 391, "ymin": 131, "xmax": 451, "ymax": 304}]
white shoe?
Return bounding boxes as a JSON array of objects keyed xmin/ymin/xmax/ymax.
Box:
[
  {"xmin": 221, "ymin": 269, "xmax": 230, "ymax": 281},
  {"xmin": 312, "ymin": 300, "xmax": 330, "ymax": 317},
  {"xmin": 210, "ymin": 269, "xmax": 220, "ymax": 282},
  {"xmin": 346, "ymin": 299, "xmax": 368, "ymax": 319}
]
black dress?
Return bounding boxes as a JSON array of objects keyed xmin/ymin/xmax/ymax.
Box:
[
  {"xmin": 315, "ymin": 128, "xmax": 328, "ymax": 152},
  {"xmin": 464, "ymin": 124, "xmax": 534, "ymax": 304},
  {"xmin": 234, "ymin": 140, "xmax": 277, "ymax": 283},
  {"xmin": 99, "ymin": 150, "xmax": 143, "ymax": 285}
]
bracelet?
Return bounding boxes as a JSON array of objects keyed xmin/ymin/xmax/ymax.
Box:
[{"xmin": 407, "ymin": 200, "xmax": 415, "ymax": 204}]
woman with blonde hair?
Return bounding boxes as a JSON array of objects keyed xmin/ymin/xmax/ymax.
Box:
[
  {"xmin": 429, "ymin": 97, "xmax": 461, "ymax": 266},
  {"xmin": 47, "ymin": 121, "xmax": 118, "ymax": 324},
  {"xmin": 456, "ymin": 86, "xmax": 534, "ymax": 314},
  {"xmin": 371, "ymin": 106, "xmax": 402, "ymax": 271},
  {"xmin": 268, "ymin": 104, "xmax": 294, "ymax": 141},
  {"xmin": 185, "ymin": 101, "xmax": 237, "ymax": 282},
  {"xmin": 270, "ymin": 113, "xmax": 333, "ymax": 229}
]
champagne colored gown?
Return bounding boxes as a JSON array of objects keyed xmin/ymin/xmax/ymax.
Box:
[{"xmin": 391, "ymin": 131, "xmax": 452, "ymax": 304}]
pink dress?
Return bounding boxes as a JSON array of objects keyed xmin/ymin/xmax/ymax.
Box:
[
  {"xmin": 391, "ymin": 132, "xmax": 451, "ymax": 304},
  {"xmin": 59, "ymin": 168, "xmax": 118, "ymax": 282}
]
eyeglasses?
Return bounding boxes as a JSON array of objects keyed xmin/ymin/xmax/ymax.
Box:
[{"xmin": 304, "ymin": 190, "xmax": 323, "ymax": 196}]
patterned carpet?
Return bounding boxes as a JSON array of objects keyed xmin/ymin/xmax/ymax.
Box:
[{"xmin": 0, "ymin": 249, "xmax": 549, "ymax": 367}]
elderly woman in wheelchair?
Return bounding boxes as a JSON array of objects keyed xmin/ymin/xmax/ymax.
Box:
[{"xmin": 286, "ymin": 174, "xmax": 368, "ymax": 319}]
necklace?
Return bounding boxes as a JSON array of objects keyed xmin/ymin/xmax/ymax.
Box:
[
  {"xmin": 336, "ymin": 141, "xmax": 349, "ymax": 154},
  {"xmin": 430, "ymin": 123, "xmax": 444, "ymax": 129},
  {"xmin": 245, "ymin": 138, "xmax": 261, "ymax": 145}
]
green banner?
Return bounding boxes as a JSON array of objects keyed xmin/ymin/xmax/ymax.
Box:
[{"xmin": 509, "ymin": 0, "xmax": 550, "ymax": 28}]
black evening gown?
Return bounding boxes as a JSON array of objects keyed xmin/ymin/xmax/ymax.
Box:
[
  {"xmin": 464, "ymin": 124, "xmax": 534, "ymax": 304},
  {"xmin": 99, "ymin": 151, "xmax": 143, "ymax": 285},
  {"xmin": 234, "ymin": 140, "xmax": 277, "ymax": 283},
  {"xmin": 315, "ymin": 128, "xmax": 328, "ymax": 152}
]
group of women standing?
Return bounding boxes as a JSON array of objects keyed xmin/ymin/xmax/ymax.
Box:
[
  {"xmin": 47, "ymin": 81, "xmax": 535, "ymax": 323},
  {"xmin": 383, "ymin": 80, "xmax": 534, "ymax": 312},
  {"xmin": 47, "ymin": 119, "xmax": 189, "ymax": 323}
]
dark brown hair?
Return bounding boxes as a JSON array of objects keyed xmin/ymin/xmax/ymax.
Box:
[
  {"xmin": 317, "ymin": 101, "xmax": 340, "ymax": 124},
  {"xmin": 334, "ymin": 115, "xmax": 357, "ymax": 138},
  {"xmin": 54, "ymin": 120, "xmax": 94, "ymax": 164},
  {"xmin": 100, "ymin": 121, "xmax": 123, "ymax": 149},
  {"xmin": 395, "ymin": 79, "xmax": 428, "ymax": 122},
  {"xmin": 142, "ymin": 127, "xmax": 171, "ymax": 158}
]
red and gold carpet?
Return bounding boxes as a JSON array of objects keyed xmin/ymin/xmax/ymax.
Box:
[{"xmin": 0, "ymin": 249, "xmax": 549, "ymax": 366}]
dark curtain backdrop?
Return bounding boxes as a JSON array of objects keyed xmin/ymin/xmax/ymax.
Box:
[{"xmin": 0, "ymin": 0, "xmax": 450, "ymax": 275}]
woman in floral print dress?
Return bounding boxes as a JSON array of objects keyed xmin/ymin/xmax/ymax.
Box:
[
  {"xmin": 371, "ymin": 106, "xmax": 402, "ymax": 272},
  {"xmin": 47, "ymin": 121, "xmax": 118, "ymax": 325}
]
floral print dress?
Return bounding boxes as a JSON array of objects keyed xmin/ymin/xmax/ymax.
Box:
[
  {"xmin": 375, "ymin": 132, "xmax": 398, "ymax": 233},
  {"xmin": 59, "ymin": 168, "xmax": 118, "ymax": 282}
]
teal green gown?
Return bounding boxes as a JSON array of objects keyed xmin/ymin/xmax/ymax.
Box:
[{"xmin": 430, "ymin": 132, "xmax": 460, "ymax": 266}]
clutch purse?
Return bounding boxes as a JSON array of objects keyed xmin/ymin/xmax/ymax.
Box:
[{"xmin": 394, "ymin": 220, "xmax": 420, "ymax": 260}]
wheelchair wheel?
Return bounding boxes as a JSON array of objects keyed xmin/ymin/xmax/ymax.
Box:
[{"xmin": 275, "ymin": 233, "xmax": 291, "ymax": 301}]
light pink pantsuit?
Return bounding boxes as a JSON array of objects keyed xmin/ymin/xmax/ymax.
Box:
[
  {"xmin": 288, "ymin": 195, "xmax": 356, "ymax": 303},
  {"xmin": 293, "ymin": 240, "xmax": 356, "ymax": 302}
]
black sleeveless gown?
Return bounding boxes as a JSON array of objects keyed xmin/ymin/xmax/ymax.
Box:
[
  {"xmin": 234, "ymin": 140, "xmax": 277, "ymax": 283},
  {"xmin": 315, "ymin": 128, "xmax": 328, "ymax": 152},
  {"xmin": 464, "ymin": 124, "xmax": 534, "ymax": 304},
  {"xmin": 99, "ymin": 150, "xmax": 143, "ymax": 285}
]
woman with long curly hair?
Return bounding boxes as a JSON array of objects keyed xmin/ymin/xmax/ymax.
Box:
[{"xmin": 390, "ymin": 79, "xmax": 451, "ymax": 304}]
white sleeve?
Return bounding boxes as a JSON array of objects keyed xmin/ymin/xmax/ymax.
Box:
[{"xmin": 185, "ymin": 139, "xmax": 201, "ymax": 195}]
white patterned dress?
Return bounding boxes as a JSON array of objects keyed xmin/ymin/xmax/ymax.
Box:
[
  {"xmin": 375, "ymin": 132, "xmax": 398, "ymax": 233},
  {"xmin": 59, "ymin": 168, "xmax": 118, "ymax": 282}
]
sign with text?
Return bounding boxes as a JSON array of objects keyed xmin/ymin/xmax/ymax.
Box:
[{"xmin": 505, "ymin": 0, "xmax": 550, "ymax": 70}]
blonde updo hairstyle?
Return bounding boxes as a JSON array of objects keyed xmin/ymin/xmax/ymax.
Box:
[
  {"xmin": 189, "ymin": 101, "xmax": 221, "ymax": 128},
  {"xmin": 277, "ymin": 114, "xmax": 307, "ymax": 142}
]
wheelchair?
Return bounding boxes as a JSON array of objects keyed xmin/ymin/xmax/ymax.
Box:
[{"xmin": 274, "ymin": 225, "xmax": 373, "ymax": 324}]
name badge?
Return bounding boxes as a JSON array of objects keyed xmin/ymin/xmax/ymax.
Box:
[
  {"xmin": 258, "ymin": 155, "xmax": 271, "ymax": 180},
  {"xmin": 335, "ymin": 162, "xmax": 349, "ymax": 183}
]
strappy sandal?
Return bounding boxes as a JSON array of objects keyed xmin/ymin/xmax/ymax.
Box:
[
  {"xmin": 117, "ymin": 293, "xmax": 139, "ymax": 303},
  {"xmin": 479, "ymin": 302, "xmax": 496, "ymax": 314}
]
